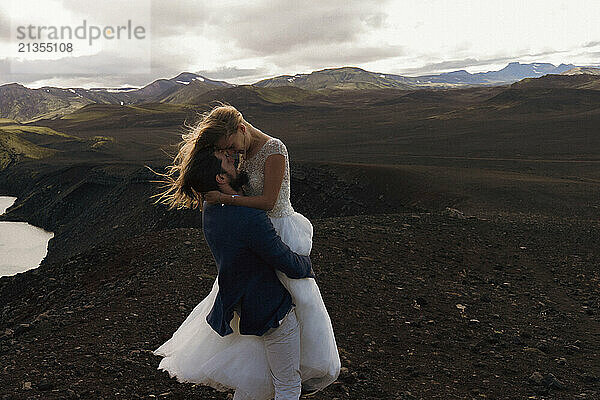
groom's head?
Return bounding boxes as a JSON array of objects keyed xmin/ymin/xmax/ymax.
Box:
[{"xmin": 190, "ymin": 147, "xmax": 248, "ymax": 196}]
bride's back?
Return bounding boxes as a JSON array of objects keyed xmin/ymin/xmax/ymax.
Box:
[{"xmin": 241, "ymin": 137, "xmax": 295, "ymax": 218}]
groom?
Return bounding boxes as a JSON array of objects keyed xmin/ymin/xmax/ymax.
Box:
[{"xmin": 196, "ymin": 147, "xmax": 314, "ymax": 400}]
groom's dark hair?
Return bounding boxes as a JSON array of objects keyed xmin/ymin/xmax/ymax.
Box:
[{"xmin": 186, "ymin": 147, "xmax": 224, "ymax": 196}]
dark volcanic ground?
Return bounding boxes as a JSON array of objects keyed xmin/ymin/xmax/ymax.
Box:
[
  {"xmin": 2, "ymin": 85, "xmax": 600, "ymax": 399},
  {"xmin": 1, "ymin": 211, "xmax": 599, "ymax": 399}
]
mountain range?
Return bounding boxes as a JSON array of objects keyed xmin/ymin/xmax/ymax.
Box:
[
  {"xmin": 1, "ymin": 62, "xmax": 599, "ymax": 122},
  {"xmin": 255, "ymin": 62, "xmax": 577, "ymax": 89}
]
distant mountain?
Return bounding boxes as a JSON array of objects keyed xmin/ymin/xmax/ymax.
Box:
[
  {"xmin": 414, "ymin": 62, "xmax": 574, "ymax": 85},
  {"xmin": 128, "ymin": 72, "xmax": 233, "ymax": 103},
  {"xmin": 255, "ymin": 63, "xmax": 577, "ymax": 89},
  {"xmin": 479, "ymin": 62, "xmax": 574, "ymax": 82},
  {"xmin": 560, "ymin": 67, "xmax": 600, "ymax": 76},
  {"xmin": 0, "ymin": 73, "xmax": 232, "ymax": 122},
  {"xmin": 0, "ymin": 83, "xmax": 92, "ymax": 122},
  {"xmin": 254, "ymin": 67, "xmax": 414, "ymax": 90},
  {"xmin": 411, "ymin": 69, "xmax": 476, "ymax": 85}
]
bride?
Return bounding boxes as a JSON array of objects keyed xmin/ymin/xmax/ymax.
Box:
[{"xmin": 149, "ymin": 103, "xmax": 340, "ymax": 399}]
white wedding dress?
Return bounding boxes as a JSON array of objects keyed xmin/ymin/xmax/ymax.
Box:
[{"xmin": 153, "ymin": 137, "xmax": 341, "ymax": 400}]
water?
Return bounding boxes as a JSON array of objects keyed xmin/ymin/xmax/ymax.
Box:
[{"xmin": 0, "ymin": 196, "xmax": 54, "ymax": 277}]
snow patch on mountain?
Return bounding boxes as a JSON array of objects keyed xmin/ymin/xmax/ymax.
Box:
[{"xmin": 103, "ymin": 88, "xmax": 138, "ymax": 93}]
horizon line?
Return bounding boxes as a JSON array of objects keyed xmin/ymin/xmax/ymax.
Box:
[{"xmin": 2, "ymin": 61, "xmax": 598, "ymax": 90}]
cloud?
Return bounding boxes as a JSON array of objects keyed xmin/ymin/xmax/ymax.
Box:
[
  {"xmin": 196, "ymin": 66, "xmax": 268, "ymax": 80},
  {"xmin": 0, "ymin": 50, "xmax": 158, "ymax": 87},
  {"xmin": 46, "ymin": 0, "xmax": 204, "ymax": 39},
  {"xmin": 143, "ymin": 0, "xmax": 397, "ymax": 82},
  {"xmin": 12, "ymin": 51, "xmax": 148, "ymax": 74},
  {"xmin": 399, "ymin": 58, "xmax": 490, "ymax": 75},
  {"xmin": 267, "ymin": 42, "xmax": 403, "ymax": 69},
  {"xmin": 582, "ymin": 41, "xmax": 600, "ymax": 48},
  {"xmin": 399, "ymin": 49, "xmax": 578, "ymax": 76},
  {"xmin": 0, "ymin": 42, "xmax": 208, "ymax": 87},
  {"xmin": 3, "ymin": 0, "xmax": 599, "ymax": 87},
  {"xmin": 21, "ymin": 74, "xmax": 144, "ymax": 89},
  {"xmin": 396, "ymin": 56, "xmax": 520, "ymax": 76},
  {"xmin": 148, "ymin": 0, "xmax": 211, "ymax": 38},
  {"xmin": 0, "ymin": 11, "xmax": 9, "ymax": 40},
  {"xmin": 202, "ymin": 0, "xmax": 392, "ymax": 55},
  {"xmin": 363, "ymin": 13, "xmax": 387, "ymax": 29}
]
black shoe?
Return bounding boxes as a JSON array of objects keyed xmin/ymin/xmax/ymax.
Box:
[{"xmin": 301, "ymin": 385, "xmax": 320, "ymax": 398}]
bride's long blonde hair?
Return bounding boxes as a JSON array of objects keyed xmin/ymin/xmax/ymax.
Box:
[{"xmin": 147, "ymin": 102, "xmax": 243, "ymax": 210}]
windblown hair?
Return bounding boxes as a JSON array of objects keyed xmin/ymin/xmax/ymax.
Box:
[{"xmin": 146, "ymin": 102, "xmax": 243, "ymax": 210}]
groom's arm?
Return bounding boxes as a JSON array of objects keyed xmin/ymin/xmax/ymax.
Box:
[{"xmin": 244, "ymin": 210, "xmax": 315, "ymax": 279}]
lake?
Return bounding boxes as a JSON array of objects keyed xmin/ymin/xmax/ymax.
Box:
[{"xmin": 0, "ymin": 196, "xmax": 54, "ymax": 277}]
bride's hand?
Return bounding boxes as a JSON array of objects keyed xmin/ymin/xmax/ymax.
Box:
[{"xmin": 204, "ymin": 191, "xmax": 222, "ymax": 204}]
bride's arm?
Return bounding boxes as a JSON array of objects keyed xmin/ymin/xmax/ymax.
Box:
[{"xmin": 207, "ymin": 154, "xmax": 285, "ymax": 211}]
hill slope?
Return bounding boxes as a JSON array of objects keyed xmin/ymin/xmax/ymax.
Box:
[
  {"xmin": 560, "ymin": 67, "xmax": 600, "ymax": 76},
  {"xmin": 511, "ymin": 74, "xmax": 600, "ymax": 90},
  {"xmin": 254, "ymin": 66, "xmax": 415, "ymax": 90}
]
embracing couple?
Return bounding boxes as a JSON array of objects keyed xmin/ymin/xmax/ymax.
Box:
[{"xmin": 149, "ymin": 103, "xmax": 340, "ymax": 399}]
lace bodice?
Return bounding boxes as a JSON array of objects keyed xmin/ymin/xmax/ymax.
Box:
[{"xmin": 240, "ymin": 137, "xmax": 295, "ymax": 218}]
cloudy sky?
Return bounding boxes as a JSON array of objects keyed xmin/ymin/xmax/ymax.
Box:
[{"xmin": 1, "ymin": 0, "xmax": 599, "ymax": 88}]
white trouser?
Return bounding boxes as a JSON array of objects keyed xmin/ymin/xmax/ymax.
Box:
[
  {"xmin": 263, "ymin": 306, "xmax": 301, "ymax": 400},
  {"xmin": 233, "ymin": 306, "xmax": 301, "ymax": 400}
]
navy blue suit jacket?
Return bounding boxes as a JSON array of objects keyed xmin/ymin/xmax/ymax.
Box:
[{"xmin": 202, "ymin": 202, "xmax": 314, "ymax": 336}]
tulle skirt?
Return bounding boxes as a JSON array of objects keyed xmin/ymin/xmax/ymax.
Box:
[{"xmin": 153, "ymin": 211, "xmax": 340, "ymax": 400}]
